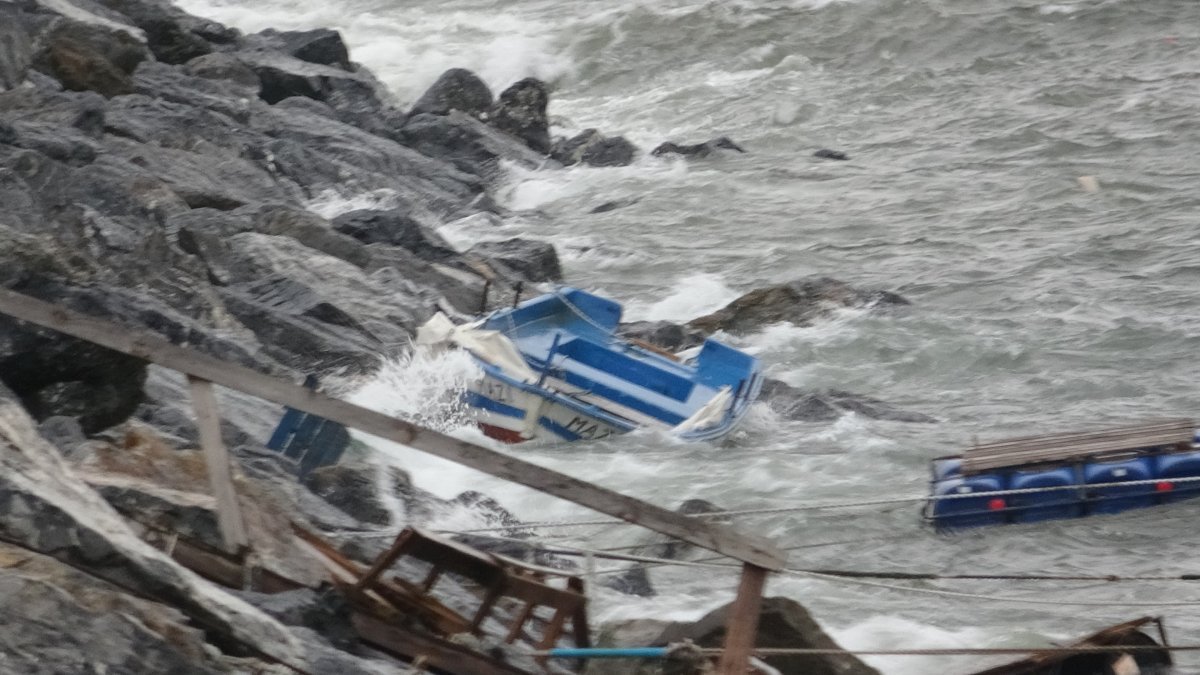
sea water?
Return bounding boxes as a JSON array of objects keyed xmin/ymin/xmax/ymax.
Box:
[{"xmin": 177, "ymin": 0, "xmax": 1200, "ymax": 670}]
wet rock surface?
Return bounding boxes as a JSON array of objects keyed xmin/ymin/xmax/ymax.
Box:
[
  {"xmin": 0, "ymin": 0, "xmax": 924, "ymax": 670},
  {"xmin": 688, "ymin": 276, "xmax": 910, "ymax": 335},
  {"xmin": 760, "ymin": 378, "xmax": 937, "ymax": 424},
  {"xmin": 651, "ymin": 136, "xmax": 746, "ymax": 159},
  {"xmin": 593, "ymin": 597, "xmax": 881, "ymax": 675}
]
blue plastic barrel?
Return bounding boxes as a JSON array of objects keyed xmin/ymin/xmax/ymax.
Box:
[
  {"xmin": 930, "ymin": 474, "xmax": 1008, "ymax": 528},
  {"xmin": 1155, "ymin": 451, "xmax": 1200, "ymax": 504},
  {"xmin": 1084, "ymin": 457, "xmax": 1155, "ymax": 514},
  {"xmin": 1008, "ymin": 466, "xmax": 1082, "ymax": 523}
]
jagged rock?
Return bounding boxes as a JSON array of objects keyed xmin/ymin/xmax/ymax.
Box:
[
  {"xmin": 8, "ymin": 119, "xmax": 100, "ymax": 164},
  {"xmin": 218, "ymin": 275, "xmax": 387, "ymax": 375},
  {"xmin": 0, "ymin": 312, "xmax": 147, "ymax": 434},
  {"xmin": 256, "ymin": 100, "xmax": 484, "ymax": 214},
  {"xmin": 249, "ymin": 28, "xmax": 352, "ymax": 70},
  {"xmin": 551, "ymin": 129, "xmax": 637, "ymax": 167},
  {"xmin": 618, "ymin": 321, "xmax": 707, "ymax": 353},
  {"xmin": 0, "ymin": 543, "xmax": 227, "ymax": 675},
  {"xmin": 103, "ymin": 134, "xmax": 291, "ymax": 210},
  {"xmin": 759, "ymin": 379, "xmax": 937, "ymax": 423},
  {"xmin": 242, "ymin": 204, "xmax": 372, "ymax": 268},
  {"xmin": 401, "ymin": 110, "xmax": 553, "ymax": 180},
  {"xmin": 184, "ymin": 52, "xmax": 261, "ymax": 89},
  {"xmin": 94, "ymin": 0, "xmax": 238, "ymax": 60},
  {"xmin": 333, "ymin": 208, "xmax": 457, "ymax": 261},
  {"xmin": 651, "ymin": 136, "xmax": 746, "ymax": 159},
  {"xmin": 408, "ymin": 68, "xmax": 493, "ymax": 119},
  {"xmin": 602, "ymin": 566, "xmax": 655, "ymax": 598},
  {"xmin": 233, "ymin": 49, "xmax": 381, "ymax": 106},
  {"xmin": 0, "ymin": 5, "xmax": 35, "ymax": 90},
  {"xmin": 488, "ymin": 77, "xmax": 551, "ymax": 154},
  {"xmin": 598, "ymin": 597, "xmax": 879, "ymax": 675},
  {"xmin": 0, "ymin": 382, "xmax": 307, "ymax": 667},
  {"xmin": 590, "ymin": 196, "xmax": 642, "ymax": 214},
  {"xmin": 687, "ymin": 277, "xmax": 910, "ymax": 335},
  {"xmin": 302, "ymin": 462, "xmax": 393, "ymax": 526},
  {"xmin": 31, "ymin": 18, "xmax": 150, "ymax": 97},
  {"xmin": 550, "ymin": 129, "xmax": 601, "ymax": 165},
  {"xmin": 814, "ymin": 148, "xmax": 849, "ymax": 160},
  {"xmin": 467, "ymin": 238, "xmax": 562, "ymax": 283},
  {"xmin": 37, "ymin": 415, "xmax": 88, "ymax": 456},
  {"xmin": 582, "ymin": 136, "xmax": 638, "ymax": 167},
  {"xmin": 366, "ymin": 244, "xmax": 487, "ymax": 316}
]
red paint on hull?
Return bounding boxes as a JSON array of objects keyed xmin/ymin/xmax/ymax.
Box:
[{"xmin": 479, "ymin": 423, "xmax": 526, "ymax": 444}]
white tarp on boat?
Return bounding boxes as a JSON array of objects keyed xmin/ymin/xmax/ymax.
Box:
[
  {"xmin": 672, "ymin": 385, "xmax": 732, "ymax": 434},
  {"xmin": 416, "ymin": 312, "xmax": 538, "ymax": 382}
]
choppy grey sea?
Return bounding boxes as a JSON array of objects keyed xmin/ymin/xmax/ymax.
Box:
[{"xmin": 178, "ymin": 0, "xmax": 1200, "ymax": 671}]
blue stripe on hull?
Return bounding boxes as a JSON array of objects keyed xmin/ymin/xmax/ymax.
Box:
[{"xmin": 464, "ymin": 391, "xmax": 587, "ymax": 442}]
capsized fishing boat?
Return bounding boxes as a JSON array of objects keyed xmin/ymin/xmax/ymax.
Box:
[
  {"xmin": 925, "ymin": 418, "xmax": 1200, "ymax": 529},
  {"xmin": 418, "ymin": 287, "xmax": 763, "ymax": 443}
]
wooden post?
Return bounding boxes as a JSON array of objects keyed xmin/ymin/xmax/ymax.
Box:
[
  {"xmin": 716, "ymin": 564, "xmax": 768, "ymax": 675},
  {"xmin": 187, "ymin": 376, "xmax": 249, "ymax": 554}
]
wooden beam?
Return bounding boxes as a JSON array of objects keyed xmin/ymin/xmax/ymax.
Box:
[
  {"xmin": 0, "ymin": 288, "xmax": 785, "ymax": 570},
  {"xmin": 716, "ymin": 564, "xmax": 768, "ymax": 675},
  {"xmin": 188, "ymin": 375, "xmax": 249, "ymax": 554}
]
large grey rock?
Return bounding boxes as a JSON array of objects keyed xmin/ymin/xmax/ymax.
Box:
[
  {"xmin": 302, "ymin": 462, "xmax": 392, "ymax": 526},
  {"xmin": 759, "ymin": 379, "xmax": 937, "ymax": 423},
  {"xmin": 94, "ymin": 0, "xmax": 237, "ymax": 62},
  {"xmin": 234, "ymin": 49, "xmax": 379, "ymax": 106},
  {"xmin": 688, "ymin": 277, "xmax": 910, "ymax": 335},
  {"xmin": 488, "ymin": 77, "xmax": 551, "ymax": 154},
  {"xmin": 184, "ymin": 51, "xmax": 261, "ymax": 89},
  {"xmin": 0, "ymin": 311, "xmax": 147, "ymax": 434},
  {"xmin": 255, "ymin": 100, "xmax": 484, "ymax": 214},
  {"xmin": 650, "ymin": 136, "xmax": 746, "ymax": 159},
  {"xmin": 552, "ymin": 129, "xmax": 638, "ymax": 167},
  {"xmin": 333, "ymin": 208, "xmax": 457, "ymax": 261},
  {"xmin": 31, "ymin": 16, "xmax": 150, "ymax": 97},
  {"xmin": 467, "ymin": 237, "xmax": 562, "ymax": 284},
  {"xmin": 618, "ymin": 320, "xmax": 707, "ymax": 353},
  {"xmin": 0, "ymin": 382, "xmax": 307, "ymax": 667},
  {"xmin": 247, "ymin": 28, "xmax": 352, "ymax": 70},
  {"xmin": 0, "ymin": 543, "xmax": 226, "ymax": 675},
  {"xmin": 0, "ymin": 5, "xmax": 35, "ymax": 90},
  {"xmin": 596, "ymin": 597, "xmax": 880, "ymax": 675},
  {"xmin": 408, "ymin": 68, "xmax": 492, "ymax": 119},
  {"xmin": 401, "ymin": 110, "xmax": 554, "ymax": 181}
]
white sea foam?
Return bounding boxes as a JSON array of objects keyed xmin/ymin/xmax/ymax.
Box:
[
  {"xmin": 623, "ymin": 272, "xmax": 741, "ymax": 322},
  {"xmin": 830, "ymin": 615, "xmax": 1011, "ymax": 675},
  {"xmin": 305, "ymin": 188, "xmax": 405, "ymax": 219}
]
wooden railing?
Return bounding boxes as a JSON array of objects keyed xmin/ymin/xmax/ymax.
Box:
[{"xmin": 0, "ymin": 287, "xmax": 785, "ymax": 674}]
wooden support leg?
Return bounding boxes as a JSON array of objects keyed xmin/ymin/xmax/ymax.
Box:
[
  {"xmin": 188, "ymin": 376, "xmax": 249, "ymax": 554},
  {"xmin": 355, "ymin": 529, "xmax": 414, "ymax": 592},
  {"xmin": 716, "ymin": 564, "xmax": 768, "ymax": 675}
]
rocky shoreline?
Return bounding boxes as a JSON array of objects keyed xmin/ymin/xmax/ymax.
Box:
[{"xmin": 0, "ymin": 0, "xmax": 918, "ymax": 672}]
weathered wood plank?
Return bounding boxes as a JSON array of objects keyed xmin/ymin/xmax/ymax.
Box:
[
  {"xmin": 188, "ymin": 375, "xmax": 249, "ymax": 554},
  {"xmin": 0, "ymin": 288, "xmax": 786, "ymax": 569},
  {"xmin": 963, "ymin": 419, "xmax": 1194, "ymax": 473},
  {"xmin": 352, "ymin": 613, "xmax": 530, "ymax": 675},
  {"xmin": 716, "ymin": 563, "xmax": 768, "ymax": 675}
]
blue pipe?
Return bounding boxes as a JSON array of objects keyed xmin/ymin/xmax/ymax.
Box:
[{"xmin": 546, "ymin": 647, "xmax": 669, "ymax": 659}]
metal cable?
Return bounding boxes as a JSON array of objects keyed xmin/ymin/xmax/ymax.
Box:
[{"xmin": 443, "ymin": 472, "xmax": 1200, "ymax": 534}]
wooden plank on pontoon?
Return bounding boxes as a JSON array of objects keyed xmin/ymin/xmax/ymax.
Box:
[
  {"xmin": 962, "ymin": 419, "xmax": 1194, "ymax": 474},
  {"xmin": 0, "ymin": 288, "xmax": 785, "ymax": 570}
]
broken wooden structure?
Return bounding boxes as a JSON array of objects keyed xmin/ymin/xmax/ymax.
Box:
[
  {"xmin": 970, "ymin": 616, "xmax": 1172, "ymax": 675},
  {"xmin": 962, "ymin": 419, "xmax": 1194, "ymax": 474},
  {"xmin": 0, "ymin": 287, "xmax": 785, "ymax": 674},
  {"xmin": 297, "ymin": 526, "xmax": 590, "ymax": 673}
]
